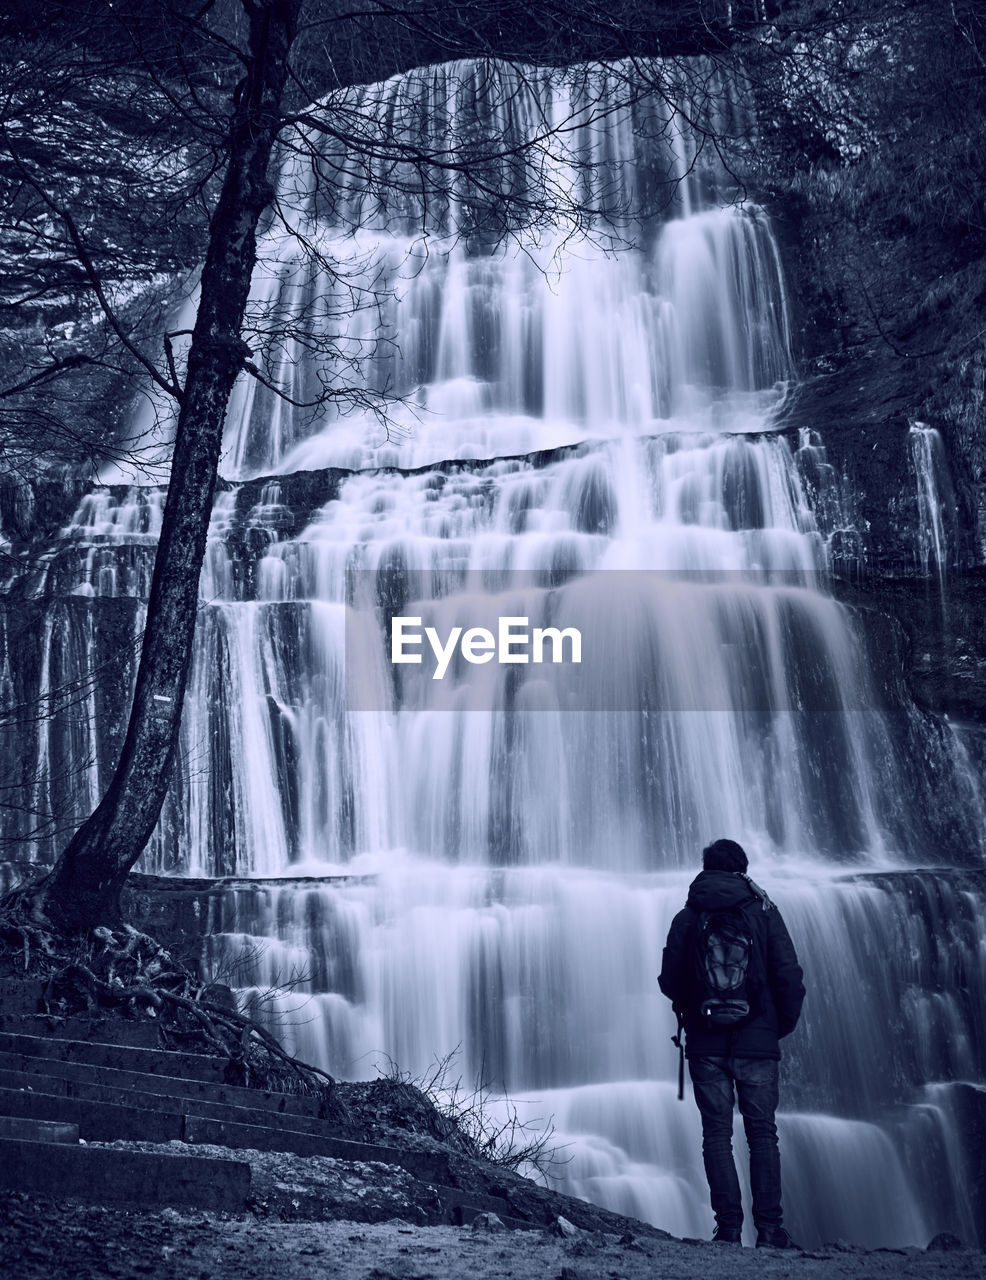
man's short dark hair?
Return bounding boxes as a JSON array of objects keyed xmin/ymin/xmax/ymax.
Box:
[{"xmin": 703, "ymin": 838, "xmax": 749, "ymax": 873}]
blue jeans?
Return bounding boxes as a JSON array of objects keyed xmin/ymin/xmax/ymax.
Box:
[{"xmin": 689, "ymin": 1055, "xmax": 783, "ymax": 1233}]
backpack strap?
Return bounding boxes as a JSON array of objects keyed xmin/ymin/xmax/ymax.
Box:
[
  {"xmin": 671, "ymin": 1009, "xmax": 685, "ymax": 1101},
  {"xmin": 740, "ymin": 874, "xmax": 774, "ymax": 911}
]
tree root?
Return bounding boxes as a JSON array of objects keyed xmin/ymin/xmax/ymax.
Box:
[{"xmin": 0, "ymin": 905, "xmax": 336, "ymax": 1101}]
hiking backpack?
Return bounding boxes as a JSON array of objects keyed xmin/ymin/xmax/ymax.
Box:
[
  {"xmin": 694, "ymin": 908, "xmax": 755, "ymax": 1026},
  {"xmin": 669, "ymin": 881, "xmax": 774, "ymax": 1099}
]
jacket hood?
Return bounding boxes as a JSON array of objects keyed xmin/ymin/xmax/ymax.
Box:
[{"xmin": 685, "ymin": 868, "xmax": 757, "ymax": 913}]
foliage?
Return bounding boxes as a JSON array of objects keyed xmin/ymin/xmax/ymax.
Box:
[
  {"xmin": 740, "ymin": 0, "xmax": 986, "ymax": 365},
  {"xmin": 758, "ymin": 1, "xmax": 986, "ymax": 237}
]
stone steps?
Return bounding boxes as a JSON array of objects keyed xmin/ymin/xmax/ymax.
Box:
[
  {"xmin": 0, "ymin": 1032, "xmax": 450, "ymax": 1178},
  {"xmin": 0, "ymin": 1084, "xmax": 189, "ymax": 1143},
  {"xmin": 0, "ymin": 1024, "xmax": 254, "ymax": 1211},
  {"xmin": 0, "ymin": 1136, "xmax": 251, "ymax": 1211},
  {"xmin": 0, "ymin": 989, "xmax": 161, "ymax": 1047},
  {"xmin": 0, "ymin": 1057, "xmax": 336, "ymax": 1132},
  {"xmin": 0, "ymin": 1029, "xmax": 234, "ymax": 1084},
  {"xmin": 0, "ymin": 1036, "xmax": 329, "ymax": 1117},
  {"xmin": 0, "ymin": 1114, "xmax": 78, "ymax": 1144},
  {"xmin": 0, "ymin": 1080, "xmax": 451, "ymax": 1180},
  {"xmin": 0, "ymin": 1026, "xmax": 517, "ymax": 1222}
]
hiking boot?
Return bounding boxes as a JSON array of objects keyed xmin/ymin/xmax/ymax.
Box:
[
  {"xmin": 712, "ymin": 1225, "xmax": 742, "ymax": 1244},
  {"xmin": 756, "ymin": 1226, "xmax": 800, "ymax": 1250}
]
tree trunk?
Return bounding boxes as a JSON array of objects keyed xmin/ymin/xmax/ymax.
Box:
[{"xmin": 40, "ymin": 0, "xmax": 303, "ymax": 931}]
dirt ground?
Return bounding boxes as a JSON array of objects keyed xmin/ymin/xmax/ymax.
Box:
[{"xmin": 1, "ymin": 1193, "xmax": 981, "ymax": 1280}]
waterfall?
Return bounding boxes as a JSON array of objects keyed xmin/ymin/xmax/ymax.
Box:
[
  {"xmin": 4, "ymin": 59, "xmax": 986, "ymax": 1247},
  {"xmin": 908, "ymin": 421, "xmax": 954, "ymax": 599}
]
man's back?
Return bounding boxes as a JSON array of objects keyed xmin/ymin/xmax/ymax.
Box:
[
  {"xmin": 658, "ymin": 841, "xmax": 805, "ymax": 1249},
  {"xmin": 659, "ymin": 868, "xmax": 804, "ymax": 1060}
]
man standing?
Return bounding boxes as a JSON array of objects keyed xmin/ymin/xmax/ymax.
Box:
[{"xmin": 659, "ymin": 838, "xmax": 805, "ymax": 1249}]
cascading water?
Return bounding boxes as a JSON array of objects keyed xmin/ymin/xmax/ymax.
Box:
[
  {"xmin": 909, "ymin": 421, "xmax": 955, "ymax": 602},
  {"xmin": 4, "ymin": 59, "xmax": 985, "ymax": 1247}
]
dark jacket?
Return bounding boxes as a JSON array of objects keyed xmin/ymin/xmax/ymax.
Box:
[{"xmin": 658, "ymin": 869, "xmax": 805, "ymax": 1060}]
